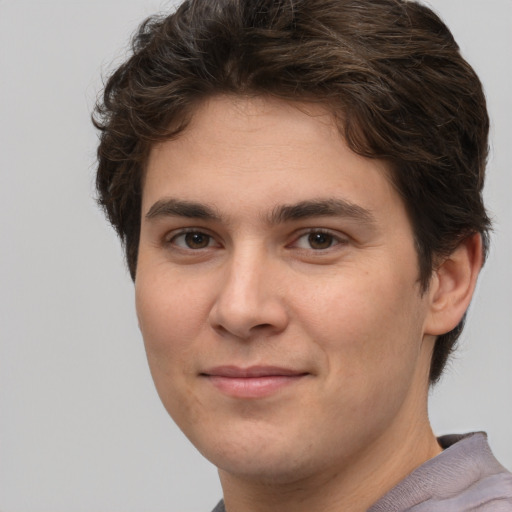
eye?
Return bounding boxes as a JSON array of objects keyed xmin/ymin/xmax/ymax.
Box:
[
  {"xmin": 292, "ymin": 230, "xmax": 345, "ymax": 250},
  {"xmin": 170, "ymin": 231, "xmax": 218, "ymax": 250}
]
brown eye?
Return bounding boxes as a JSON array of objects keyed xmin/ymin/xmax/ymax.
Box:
[
  {"xmin": 307, "ymin": 232, "xmax": 334, "ymax": 250},
  {"xmin": 170, "ymin": 231, "xmax": 215, "ymax": 250},
  {"xmin": 184, "ymin": 232, "xmax": 211, "ymax": 249},
  {"xmin": 302, "ymin": 233, "xmax": 334, "ymax": 250},
  {"xmin": 292, "ymin": 230, "xmax": 345, "ymax": 251}
]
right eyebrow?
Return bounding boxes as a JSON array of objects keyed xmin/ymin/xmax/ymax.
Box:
[{"xmin": 145, "ymin": 198, "xmax": 220, "ymax": 221}]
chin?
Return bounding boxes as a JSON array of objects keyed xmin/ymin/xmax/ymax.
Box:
[
  {"xmin": 216, "ymin": 453, "xmax": 316, "ymax": 484},
  {"xmin": 194, "ymin": 425, "xmax": 326, "ymax": 484}
]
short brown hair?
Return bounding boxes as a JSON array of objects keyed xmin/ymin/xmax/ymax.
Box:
[{"xmin": 93, "ymin": 0, "xmax": 491, "ymax": 383}]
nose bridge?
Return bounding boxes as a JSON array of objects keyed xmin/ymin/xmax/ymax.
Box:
[
  {"xmin": 227, "ymin": 244, "xmax": 264, "ymax": 301},
  {"xmin": 209, "ymin": 242, "xmax": 287, "ymax": 339}
]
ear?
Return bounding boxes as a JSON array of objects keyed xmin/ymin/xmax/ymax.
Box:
[{"xmin": 424, "ymin": 233, "xmax": 484, "ymax": 336}]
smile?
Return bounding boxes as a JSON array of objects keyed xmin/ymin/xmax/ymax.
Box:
[{"xmin": 201, "ymin": 366, "xmax": 309, "ymax": 399}]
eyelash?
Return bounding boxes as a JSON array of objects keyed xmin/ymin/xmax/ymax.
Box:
[
  {"xmin": 165, "ymin": 229, "xmax": 219, "ymax": 250},
  {"xmin": 164, "ymin": 228, "xmax": 347, "ymax": 252},
  {"xmin": 290, "ymin": 229, "xmax": 347, "ymax": 251}
]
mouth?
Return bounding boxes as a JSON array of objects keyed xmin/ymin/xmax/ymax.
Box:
[{"xmin": 200, "ymin": 366, "xmax": 309, "ymax": 399}]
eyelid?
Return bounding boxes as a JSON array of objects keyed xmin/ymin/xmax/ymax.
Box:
[
  {"xmin": 164, "ymin": 227, "xmax": 222, "ymax": 249},
  {"xmin": 288, "ymin": 228, "xmax": 349, "ymax": 250},
  {"xmin": 161, "ymin": 226, "xmax": 349, "ymax": 251}
]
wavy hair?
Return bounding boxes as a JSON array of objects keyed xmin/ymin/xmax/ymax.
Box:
[{"xmin": 93, "ymin": 0, "xmax": 491, "ymax": 383}]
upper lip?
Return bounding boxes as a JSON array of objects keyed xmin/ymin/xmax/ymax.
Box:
[{"xmin": 201, "ymin": 366, "xmax": 308, "ymax": 378}]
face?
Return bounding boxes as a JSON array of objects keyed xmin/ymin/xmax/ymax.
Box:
[{"xmin": 136, "ymin": 95, "xmax": 436, "ymax": 484}]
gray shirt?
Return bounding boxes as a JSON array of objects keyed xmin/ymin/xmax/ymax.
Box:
[{"xmin": 211, "ymin": 432, "xmax": 512, "ymax": 511}]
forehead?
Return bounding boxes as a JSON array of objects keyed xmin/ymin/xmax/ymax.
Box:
[
  {"xmin": 148, "ymin": 95, "xmax": 345, "ymax": 167},
  {"xmin": 143, "ymin": 95, "xmax": 402, "ymax": 223}
]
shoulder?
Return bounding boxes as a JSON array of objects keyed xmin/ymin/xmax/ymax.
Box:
[
  {"xmin": 370, "ymin": 432, "xmax": 512, "ymax": 512},
  {"xmin": 210, "ymin": 500, "xmax": 225, "ymax": 512},
  {"xmin": 433, "ymin": 471, "xmax": 512, "ymax": 511},
  {"xmin": 477, "ymin": 499, "xmax": 512, "ymax": 512},
  {"xmin": 466, "ymin": 470, "xmax": 512, "ymax": 511}
]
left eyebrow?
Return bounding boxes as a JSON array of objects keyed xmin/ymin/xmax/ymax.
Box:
[{"xmin": 268, "ymin": 198, "xmax": 376, "ymax": 226}]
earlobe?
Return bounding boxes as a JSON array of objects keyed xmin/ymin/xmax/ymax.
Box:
[{"xmin": 424, "ymin": 233, "xmax": 484, "ymax": 336}]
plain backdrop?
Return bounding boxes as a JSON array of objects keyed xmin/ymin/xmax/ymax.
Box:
[{"xmin": 0, "ymin": 0, "xmax": 511, "ymax": 510}]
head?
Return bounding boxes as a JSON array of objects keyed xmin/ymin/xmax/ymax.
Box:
[{"xmin": 94, "ymin": 0, "xmax": 490, "ymax": 386}]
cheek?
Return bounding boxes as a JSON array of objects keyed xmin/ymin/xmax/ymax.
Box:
[
  {"xmin": 135, "ymin": 272, "xmax": 211, "ymax": 427},
  {"xmin": 295, "ymin": 266, "xmax": 425, "ymax": 376},
  {"xmin": 135, "ymin": 270, "xmax": 210, "ymax": 373},
  {"xmin": 293, "ymin": 274, "xmax": 427, "ymax": 435}
]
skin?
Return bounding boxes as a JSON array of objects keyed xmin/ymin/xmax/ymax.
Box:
[{"xmin": 135, "ymin": 95, "xmax": 482, "ymax": 511}]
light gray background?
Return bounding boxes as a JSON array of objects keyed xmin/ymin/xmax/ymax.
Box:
[{"xmin": 0, "ymin": 1, "xmax": 510, "ymax": 510}]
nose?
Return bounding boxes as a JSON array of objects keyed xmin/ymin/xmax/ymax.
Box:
[{"xmin": 208, "ymin": 247, "xmax": 289, "ymax": 340}]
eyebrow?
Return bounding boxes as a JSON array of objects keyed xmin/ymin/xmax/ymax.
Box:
[
  {"xmin": 268, "ymin": 199, "xmax": 376, "ymax": 225},
  {"xmin": 145, "ymin": 198, "xmax": 220, "ymax": 221},
  {"xmin": 145, "ymin": 197, "xmax": 375, "ymax": 226}
]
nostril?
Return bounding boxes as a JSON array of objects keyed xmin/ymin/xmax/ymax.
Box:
[{"xmin": 252, "ymin": 323, "xmax": 273, "ymax": 331}]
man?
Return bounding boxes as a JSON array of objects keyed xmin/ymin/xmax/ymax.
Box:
[{"xmin": 93, "ymin": 0, "xmax": 512, "ymax": 510}]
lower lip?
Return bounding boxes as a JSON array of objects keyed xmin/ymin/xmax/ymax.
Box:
[{"xmin": 205, "ymin": 375, "xmax": 307, "ymax": 398}]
